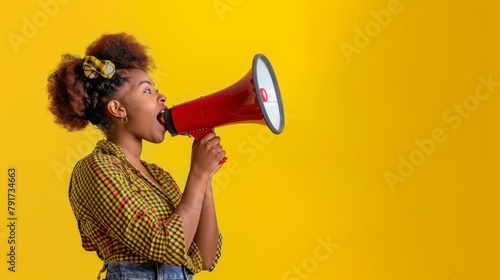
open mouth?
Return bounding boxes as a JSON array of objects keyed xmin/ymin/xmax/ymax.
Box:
[{"xmin": 157, "ymin": 109, "xmax": 166, "ymax": 126}]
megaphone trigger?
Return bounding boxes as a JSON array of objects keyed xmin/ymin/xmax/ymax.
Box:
[{"xmin": 187, "ymin": 127, "xmax": 214, "ymax": 141}]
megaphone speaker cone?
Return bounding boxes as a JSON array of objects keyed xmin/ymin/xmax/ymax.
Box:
[{"xmin": 253, "ymin": 54, "xmax": 285, "ymax": 134}]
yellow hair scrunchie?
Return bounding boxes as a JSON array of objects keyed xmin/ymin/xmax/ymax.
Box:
[{"xmin": 83, "ymin": 55, "xmax": 115, "ymax": 79}]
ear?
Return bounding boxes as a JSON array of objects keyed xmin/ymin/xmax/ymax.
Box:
[{"xmin": 106, "ymin": 99, "xmax": 127, "ymax": 119}]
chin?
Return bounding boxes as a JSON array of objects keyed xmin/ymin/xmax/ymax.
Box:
[
  {"xmin": 150, "ymin": 137, "xmax": 165, "ymax": 144},
  {"xmin": 154, "ymin": 134, "xmax": 167, "ymax": 144}
]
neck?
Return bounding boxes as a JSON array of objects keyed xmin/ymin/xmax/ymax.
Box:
[{"xmin": 107, "ymin": 132, "xmax": 143, "ymax": 165}]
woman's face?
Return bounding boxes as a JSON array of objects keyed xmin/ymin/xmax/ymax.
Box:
[{"xmin": 114, "ymin": 69, "xmax": 168, "ymax": 144}]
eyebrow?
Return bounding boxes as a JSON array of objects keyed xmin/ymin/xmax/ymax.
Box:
[{"xmin": 138, "ymin": 80, "xmax": 155, "ymax": 87}]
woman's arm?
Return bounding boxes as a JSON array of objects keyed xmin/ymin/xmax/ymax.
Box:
[
  {"xmin": 174, "ymin": 171, "xmax": 209, "ymax": 249},
  {"xmin": 175, "ymin": 132, "xmax": 225, "ymax": 252},
  {"xmin": 193, "ymin": 179, "xmax": 220, "ymax": 270}
]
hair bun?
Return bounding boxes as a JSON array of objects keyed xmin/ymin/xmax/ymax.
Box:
[
  {"xmin": 47, "ymin": 55, "xmax": 89, "ymax": 131},
  {"xmin": 48, "ymin": 32, "xmax": 152, "ymax": 132}
]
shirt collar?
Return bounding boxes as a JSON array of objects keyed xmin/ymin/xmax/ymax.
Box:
[
  {"xmin": 95, "ymin": 139, "xmax": 161, "ymax": 177},
  {"xmin": 95, "ymin": 139, "xmax": 129, "ymax": 162}
]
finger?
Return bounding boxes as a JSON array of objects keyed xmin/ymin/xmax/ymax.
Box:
[
  {"xmin": 212, "ymin": 145, "xmax": 223, "ymax": 153},
  {"xmin": 219, "ymin": 150, "xmax": 226, "ymax": 161},
  {"xmin": 200, "ymin": 131, "xmax": 216, "ymax": 142},
  {"xmin": 206, "ymin": 136, "xmax": 221, "ymax": 147}
]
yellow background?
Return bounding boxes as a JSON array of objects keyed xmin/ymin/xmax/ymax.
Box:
[{"xmin": 1, "ymin": 0, "xmax": 499, "ymax": 279}]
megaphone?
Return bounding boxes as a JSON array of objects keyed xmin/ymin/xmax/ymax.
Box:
[{"xmin": 159, "ymin": 54, "xmax": 285, "ymax": 162}]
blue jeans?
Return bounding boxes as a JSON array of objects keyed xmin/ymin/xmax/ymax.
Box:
[{"xmin": 101, "ymin": 261, "xmax": 194, "ymax": 280}]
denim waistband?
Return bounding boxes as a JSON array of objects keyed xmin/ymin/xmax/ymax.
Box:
[{"xmin": 100, "ymin": 261, "xmax": 194, "ymax": 280}]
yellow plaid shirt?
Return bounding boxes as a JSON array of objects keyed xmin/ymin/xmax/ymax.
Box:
[{"xmin": 69, "ymin": 140, "xmax": 222, "ymax": 273}]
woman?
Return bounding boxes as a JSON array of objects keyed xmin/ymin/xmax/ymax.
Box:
[{"xmin": 47, "ymin": 33, "xmax": 224, "ymax": 280}]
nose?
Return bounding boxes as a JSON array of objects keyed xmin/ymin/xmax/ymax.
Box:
[{"xmin": 159, "ymin": 93, "xmax": 166, "ymax": 104}]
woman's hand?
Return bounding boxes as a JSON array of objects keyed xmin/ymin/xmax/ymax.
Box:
[
  {"xmin": 190, "ymin": 131, "xmax": 226, "ymax": 180},
  {"xmin": 177, "ymin": 131, "xmax": 224, "ymax": 251}
]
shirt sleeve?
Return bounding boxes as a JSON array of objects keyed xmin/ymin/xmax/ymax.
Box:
[
  {"xmin": 72, "ymin": 154, "xmax": 191, "ymax": 268},
  {"xmin": 150, "ymin": 164, "xmax": 223, "ymax": 272},
  {"xmin": 207, "ymin": 232, "xmax": 223, "ymax": 271}
]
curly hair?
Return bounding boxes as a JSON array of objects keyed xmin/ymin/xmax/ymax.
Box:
[{"xmin": 47, "ymin": 33, "xmax": 153, "ymax": 132}]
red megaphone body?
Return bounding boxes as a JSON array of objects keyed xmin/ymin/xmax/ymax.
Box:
[{"xmin": 159, "ymin": 54, "xmax": 285, "ymax": 163}]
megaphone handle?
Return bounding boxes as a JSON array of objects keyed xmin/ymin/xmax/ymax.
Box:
[{"xmin": 189, "ymin": 129, "xmax": 227, "ymax": 165}]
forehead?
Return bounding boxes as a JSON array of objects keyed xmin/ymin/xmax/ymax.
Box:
[
  {"xmin": 118, "ymin": 69, "xmax": 151, "ymax": 83},
  {"xmin": 114, "ymin": 69, "xmax": 153, "ymax": 99}
]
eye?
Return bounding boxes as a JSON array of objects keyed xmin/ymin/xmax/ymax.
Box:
[{"xmin": 144, "ymin": 88, "xmax": 152, "ymax": 94}]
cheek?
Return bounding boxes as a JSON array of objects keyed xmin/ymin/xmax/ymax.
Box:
[{"xmin": 129, "ymin": 103, "xmax": 156, "ymax": 123}]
